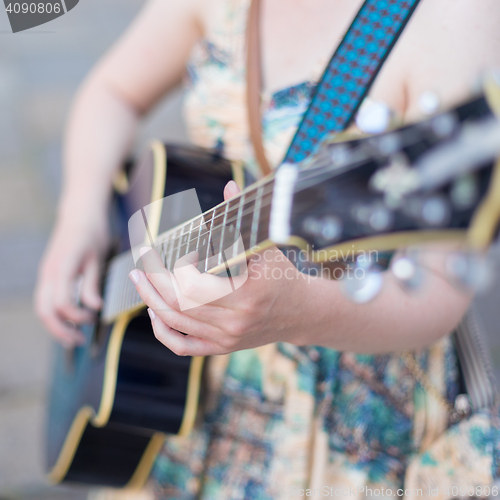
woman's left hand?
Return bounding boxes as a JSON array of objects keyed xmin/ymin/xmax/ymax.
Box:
[{"xmin": 129, "ymin": 181, "xmax": 310, "ymax": 356}]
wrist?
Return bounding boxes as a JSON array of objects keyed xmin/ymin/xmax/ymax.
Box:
[
  {"xmin": 55, "ymin": 201, "xmax": 109, "ymax": 240},
  {"xmin": 57, "ymin": 189, "xmax": 109, "ymax": 227},
  {"xmin": 287, "ymin": 274, "xmax": 345, "ymax": 348}
]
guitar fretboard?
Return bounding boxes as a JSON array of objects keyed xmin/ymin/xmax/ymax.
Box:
[{"xmin": 102, "ymin": 177, "xmax": 275, "ymax": 323}]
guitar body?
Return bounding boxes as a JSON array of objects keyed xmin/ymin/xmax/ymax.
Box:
[{"xmin": 46, "ymin": 143, "xmax": 233, "ymax": 488}]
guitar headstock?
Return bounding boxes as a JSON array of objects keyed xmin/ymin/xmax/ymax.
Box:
[{"xmin": 269, "ymin": 82, "xmax": 500, "ymax": 301}]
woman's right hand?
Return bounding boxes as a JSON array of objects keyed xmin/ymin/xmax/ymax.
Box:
[
  {"xmin": 32, "ymin": 0, "xmax": 205, "ymax": 347},
  {"xmin": 35, "ymin": 214, "xmax": 110, "ymax": 348}
]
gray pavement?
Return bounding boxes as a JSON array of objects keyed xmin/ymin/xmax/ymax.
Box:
[{"xmin": 0, "ymin": 1, "xmax": 186, "ymax": 498}]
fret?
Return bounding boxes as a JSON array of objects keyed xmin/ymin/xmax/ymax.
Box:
[
  {"xmin": 160, "ymin": 240, "xmax": 167, "ymax": 266},
  {"xmin": 196, "ymin": 215, "xmax": 204, "ymax": 253},
  {"xmin": 165, "ymin": 232, "xmax": 175, "ymax": 271},
  {"xmin": 175, "ymin": 226, "xmax": 185, "ymax": 267},
  {"xmin": 234, "ymin": 193, "xmax": 245, "ymax": 259},
  {"xmin": 185, "ymin": 220, "xmax": 194, "ymax": 255},
  {"xmin": 218, "ymin": 203, "xmax": 229, "ymax": 266},
  {"xmin": 167, "ymin": 229, "xmax": 178, "ymax": 271},
  {"xmin": 180, "ymin": 224, "xmax": 190, "ymax": 257},
  {"xmin": 102, "ymin": 180, "xmax": 285, "ymax": 322},
  {"xmin": 256, "ymin": 196, "xmax": 273, "ymax": 243},
  {"xmin": 188, "ymin": 216, "xmax": 200, "ymax": 254},
  {"xmin": 239, "ymin": 193, "xmax": 256, "ymax": 255},
  {"xmin": 204, "ymin": 209, "xmax": 215, "ymax": 272},
  {"xmin": 223, "ymin": 198, "xmax": 240, "ymax": 262},
  {"xmin": 250, "ymin": 186, "xmax": 264, "ymax": 248}
]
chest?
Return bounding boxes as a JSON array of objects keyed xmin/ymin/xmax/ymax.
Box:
[{"xmin": 200, "ymin": 0, "xmax": 411, "ymax": 115}]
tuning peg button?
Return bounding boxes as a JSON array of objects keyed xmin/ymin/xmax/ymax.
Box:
[
  {"xmin": 450, "ymin": 174, "xmax": 479, "ymax": 210},
  {"xmin": 303, "ymin": 215, "xmax": 343, "ymax": 243},
  {"xmin": 391, "ymin": 253, "xmax": 424, "ymax": 290},
  {"xmin": 448, "ymin": 252, "xmax": 496, "ymax": 292},
  {"xmin": 377, "ymin": 134, "xmax": 401, "ymax": 156},
  {"xmin": 330, "ymin": 145, "xmax": 351, "ymax": 167},
  {"xmin": 431, "ymin": 113, "xmax": 457, "ymax": 138},
  {"xmin": 446, "ymin": 252, "xmax": 495, "ymax": 293},
  {"xmin": 418, "ymin": 91, "xmax": 440, "ymax": 115},
  {"xmin": 422, "ymin": 197, "xmax": 451, "ymax": 226},
  {"xmin": 355, "ymin": 99, "xmax": 392, "ymax": 134},
  {"xmin": 353, "ymin": 203, "xmax": 394, "ymax": 232},
  {"xmin": 403, "ymin": 195, "xmax": 451, "ymax": 227},
  {"xmin": 341, "ymin": 255, "xmax": 384, "ymax": 304}
]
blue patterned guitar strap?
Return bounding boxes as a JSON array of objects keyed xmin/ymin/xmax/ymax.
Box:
[{"xmin": 283, "ymin": 0, "xmax": 421, "ymax": 164}]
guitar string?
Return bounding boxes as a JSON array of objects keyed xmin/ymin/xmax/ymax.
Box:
[
  {"xmin": 103, "ymin": 189, "xmax": 275, "ymax": 315},
  {"xmin": 126, "ymin": 185, "xmax": 275, "ymax": 266},
  {"xmin": 105, "ymin": 104, "xmax": 491, "ymax": 317},
  {"xmin": 151, "ymin": 192, "xmax": 274, "ymax": 267},
  {"xmin": 105, "ymin": 145, "xmax": 378, "ymax": 317},
  {"xmin": 104, "ymin": 195, "xmax": 276, "ymax": 317},
  {"xmin": 105, "ymin": 149, "xmax": 387, "ymax": 316},
  {"xmin": 157, "ymin": 96, "xmax": 489, "ymax": 254}
]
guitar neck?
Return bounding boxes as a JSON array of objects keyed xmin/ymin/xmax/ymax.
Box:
[
  {"xmin": 102, "ymin": 177, "xmax": 275, "ymax": 323},
  {"xmin": 157, "ymin": 177, "xmax": 274, "ymax": 274}
]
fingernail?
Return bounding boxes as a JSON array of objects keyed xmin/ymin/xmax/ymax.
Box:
[
  {"xmin": 148, "ymin": 308, "xmax": 156, "ymax": 321},
  {"xmin": 140, "ymin": 246, "xmax": 152, "ymax": 258},
  {"xmin": 129, "ymin": 270, "xmax": 140, "ymax": 284}
]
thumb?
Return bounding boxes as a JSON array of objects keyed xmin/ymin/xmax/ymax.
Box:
[
  {"xmin": 80, "ymin": 255, "xmax": 103, "ymax": 311},
  {"xmin": 223, "ymin": 180, "xmax": 241, "ymax": 201}
]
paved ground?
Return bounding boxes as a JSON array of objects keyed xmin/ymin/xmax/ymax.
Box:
[{"xmin": 0, "ymin": 1, "xmax": 186, "ymax": 498}]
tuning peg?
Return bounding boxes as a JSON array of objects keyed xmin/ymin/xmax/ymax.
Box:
[
  {"xmin": 403, "ymin": 194, "xmax": 452, "ymax": 227},
  {"xmin": 369, "ymin": 153, "xmax": 418, "ymax": 208},
  {"xmin": 431, "ymin": 113, "xmax": 458, "ymax": 138},
  {"xmin": 418, "ymin": 91, "xmax": 440, "ymax": 115},
  {"xmin": 445, "ymin": 251, "xmax": 495, "ymax": 293},
  {"xmin": 352, "ymin": 203, "xmax": 394, "ymax": 232},
  {"xmin": 302, "ymin": 215, "xmax": 343, "ymax": 244},
  {"xmin": 450, "ymin": 174, "xmax": 479, "ymax": 210},
  {"xmin": 355, "ymin": 99, "xmax": 392, "ymax": 134},
  {"xmin": 390, "ymin": 252, "xmax": 424, "ymax": 290},
  {"xmin": 341, "ymin": 255, "xmax": 383, "ymax": 304},
  {"xmin": 330, "ymin": 145, "xmax": 351, "ymax": 167},
  {"xmin": 377, "ymin": 133, "xmax": 401, "ymax": 156}
]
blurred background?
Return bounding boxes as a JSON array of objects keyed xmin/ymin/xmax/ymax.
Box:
[
  {"xmin": 1, "ymin": 1, "xmax": 500, "ymax": 500},
  {"xmin": 0, "ymin": 1, "xmax": 188, "ymax": 498}
]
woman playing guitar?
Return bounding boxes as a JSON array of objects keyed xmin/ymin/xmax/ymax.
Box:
[{"xmin": 35, "ymin": 0, "xmax": 500, "ymax": 497}]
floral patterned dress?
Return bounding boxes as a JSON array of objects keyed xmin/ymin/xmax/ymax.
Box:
[{"xmin": 148, "ymin": 0, "xmax": 498, "ymax": 498}]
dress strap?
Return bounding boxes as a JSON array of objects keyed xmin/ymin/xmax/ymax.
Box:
[{"xmin": 283, "ymin": 0, "xmax": 422, "ymax": 164}]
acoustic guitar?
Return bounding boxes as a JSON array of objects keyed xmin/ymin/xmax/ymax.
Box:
[{"xmin": 46, "ymin": 81, "xmax": 500, "ymax": 489}]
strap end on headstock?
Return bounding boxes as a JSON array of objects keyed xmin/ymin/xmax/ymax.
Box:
[{"xmin": 269, "ymin": 163, "xmax": 299, "ymax": 244}]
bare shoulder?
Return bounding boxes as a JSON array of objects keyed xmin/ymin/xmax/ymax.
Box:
[
  {"xmin": 401, "ymin": 0, "xmax": 500, "ymax": 118},
  {"xmin": 92, "ymin": 0, "xmax": 207, "ymax": 113}
]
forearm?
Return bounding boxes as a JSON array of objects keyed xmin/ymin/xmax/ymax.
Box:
[
  {"xmin": 296, "ymin": 252, "xmax": 471, "ymax": 354},
  {"xmin": 58, "ymin": 76, "xmax": 139, "ymax": 227}
]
